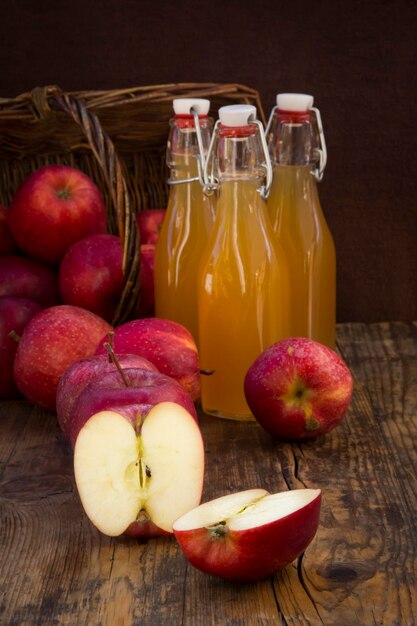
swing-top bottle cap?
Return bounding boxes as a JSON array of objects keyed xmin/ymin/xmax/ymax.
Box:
[
  {"xmin": 218, "ymin": 104, "xmax": 257, "ymax": 127},
  {"xmin": 276, "ymin": 93, "xmax": 314, "ymax": 112},
  {"xmin": 173, "ymin": 98, "xmax": 210, "ymax": 115}
]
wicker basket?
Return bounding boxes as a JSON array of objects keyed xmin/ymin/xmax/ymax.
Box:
[{"xmin": 0, "ymin": 83, "xmax": 264, "ymax": 324}]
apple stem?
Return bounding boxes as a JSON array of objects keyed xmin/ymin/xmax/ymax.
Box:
[
  {"xmin": 8, "ymin": 330, "xmax": 21, "ymax": 343},
  {"xmin": 103, "ymin": 342, "xmax": 130, "ymax": 387},
  {"xmin": 106, "ymin": 332, "xmax": 115, "ymax": 363},
  {"xmin": 56, "ymin": 188, "xmax": 72, "ymax": 200}
]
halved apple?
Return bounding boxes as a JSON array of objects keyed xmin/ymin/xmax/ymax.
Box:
[
  {"xmin": 173, "ymin": 488, "xmax": 321, "ymax": 582},
  {"xmin": 74, "ymin": 401, "xmax": 204, "ymax": 537}
]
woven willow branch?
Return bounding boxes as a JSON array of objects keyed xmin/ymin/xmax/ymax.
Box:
[{"xmin": 32, "ymin": 86, "xmax": 140, "ymax": 325}]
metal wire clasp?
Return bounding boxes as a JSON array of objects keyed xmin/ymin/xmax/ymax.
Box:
[
  {"xmin": 265, "ymin": 105, "xmax": 327, "ymax": 182},
  {"xmin": 202, "ymin": 119, "xmax": 220, "ymax": 196},
  {"xmin": 254, "ymin": 119, "xmax": 273, "ymax": 199},
  {"xmin": 202, "ymin": 118, "xmax": 273, "ymax": 199},
  {"xmin": 167, "ymin": 108, "xmax": 208, "ymax": 187},
  {"xmin": 310, "ymin": 106, "xmax": 327, "ymax": 182}
]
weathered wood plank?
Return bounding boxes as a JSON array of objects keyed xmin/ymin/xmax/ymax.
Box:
[
  {"xmin": 270, "ymin": 322, "xmax": 417, "ymax": 626},
  {"xmin": 0, "ymin": 323, "xmax": 415, "ymax": 625},
  {"xmin": 337, "ymin": 322, "xmax": 417, "ymax": 519}
]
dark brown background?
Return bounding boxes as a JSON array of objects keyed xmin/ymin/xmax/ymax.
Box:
[{"xmin": 1, "ymin": 0, "xmax": 416, "ymax": 322}]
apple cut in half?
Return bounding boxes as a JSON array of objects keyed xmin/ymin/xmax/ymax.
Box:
[
  {"xmin": 173, "ymin": 488, "xmax": 321, "ymax": 582},
  {"xmin": 74, "ymin": 401, "xmax": 204, "ymax": 537}
]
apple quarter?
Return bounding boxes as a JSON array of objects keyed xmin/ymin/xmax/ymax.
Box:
[{"xmin": 173, "ymin": 488, "xmax": 321, "ymax": 582}]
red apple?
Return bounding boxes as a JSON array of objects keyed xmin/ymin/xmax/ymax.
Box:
[
  {"xmin": 137, "ymin": 209, "xmax": 166, "ymax": 245},
  {"xmin": 244, "ymin": 337, "xmax": 353, "ymax": 440},
  {"xmin": 0, "ymin": 256, "xmax": 60, "ymax": 307},
  {"xmin": 8, "ymin": 165, "xmax": 107, "ymax": 264},
  {"xmin": 56, "ymin": 353, "xmax": 158, "ymax": 440},
  {"xmin": 0, "ymin": 297, "xmax": 43, "ymax": 398},
  {"xmin": 95, "ymin": 318, "xmax": 201, "ymax": 403},
  {"xmin": 74, "ymin": 401, "xmax": 204, "ymax": 537},
  {"xmin": 14, "ymin": 305, "xmax": 112, "ymax": 410},
  {"xmin": 173, "ymin": 488, "xmax": 321, "ymax": 582},
  {"xmin": 0, "ymin": 205, "xmax": 18, "ymax": 255},
  {"xmin": 67, "ymin": 367, "xmax": 198, "ymax": 448},
  {"xmin": 59, "ymin": 234, "xmax": 124, "ymax": 322},
  {"xmin": 137, "ymin": 244, "xmax": 155, "ymax": 317}
]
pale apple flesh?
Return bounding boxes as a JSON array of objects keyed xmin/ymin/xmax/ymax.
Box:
[
  {"xmin": 74, "ymin": 402, "xmax": 204, "ymax": 537},
  {"xmin": 173, "ymin": 488, "xmax": 321, "ymax": 582}
]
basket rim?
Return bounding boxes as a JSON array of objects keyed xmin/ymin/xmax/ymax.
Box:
[
  {"xmin": 0, "ymin": 82, "xmax": 265, "ymax": 123},
  {"xmin": 0, "ymin": 82, "xmax": 261, "ymax": 105}
]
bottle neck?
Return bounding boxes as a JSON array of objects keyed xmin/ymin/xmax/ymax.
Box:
[
  {"xmin": 268, "ymin": 111, "xmax": 319, "ymax": 168},
  {"xmin": 167, "ymin": 115, "xmax": 212, "ymax": 177},
  {"xmin": 209, "ymin": 124, "xmax": 266, "ymax": 183}
]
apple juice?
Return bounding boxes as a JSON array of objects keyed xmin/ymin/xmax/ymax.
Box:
[
  {"xmin": 266, "ymin": 94, "xmax": 336, "ymax": 348},
  {"xmin": 155, "ymin": 100, "xmax": 215, "ymax": 345},
  {"xmin": 198, "ymin": 105, "xmax": 290, "ymax": 420}
]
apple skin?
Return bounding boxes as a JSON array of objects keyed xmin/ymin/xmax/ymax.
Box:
[
  {"xmin": 137, "ymin": 244, "xmax": 155, "ymax": 317},
  {"xmin": 0, "ymin": 205, "xmax": 18, "ymax": 255},
  {"xmin": 14, "ymin": 305, "xmax": 112, "ymax": 410},
  {"xmin": 95, "ymin": 318, "xmax": 201, "ymax": 403},
  {"xmin": 124, "ymin": 518, "xmax": 171, "ymax": 539},
  {"xmin": 244, "ymin": 337, "xmax": 353, "ymax": 440},
  {"xmin": 137, "ymin": 209, "xmax": 166, "ymax": 245},
  {"xmin": 0, "ymin": 297, "xmax": 43, "ymax": 399},
  {"xmin": 8, "ymin": 165, "xmax": 107, "ymax": 264},
  {"xmin": 173, "ymin": 491, "xmax": 321, "ymax": 582},
  {"xmin": 59, "ymin": 234, "xmax": 124, "ymax": 322},
  {"xmin": 0, "ymin": 256, "xmax": 60, "ymax": 307},
  {"xmin": 68, "ymin": 368, "xmax": 198, "ymax": 448},
  {"xmin": 56, "ymin": 353, "xmax": 158, "ymax": 440}
]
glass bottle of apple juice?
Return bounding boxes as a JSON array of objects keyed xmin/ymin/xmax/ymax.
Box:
[
  {"xmin": 266, "ymin": 93, "xmax": 336, "ymax": 348},
  {"xmin": 155, "ymin": 98, "xmax": 215, "ymax": 345},
  {"xmin": 198, "ymin": 104, "xmax": 290, "ymax": 420}
]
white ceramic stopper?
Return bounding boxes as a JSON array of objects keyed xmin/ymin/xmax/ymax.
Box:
[
  {"xmin": 276, "ymin": 93, "xmax": 314, "ymax": 112},
  {"xmin": 173, "ymin": 98, "xmax": 210, "ymax": 115},
  {"xmin": 218, "ymin": 104, "xmax": 257, "ymax": 127}
]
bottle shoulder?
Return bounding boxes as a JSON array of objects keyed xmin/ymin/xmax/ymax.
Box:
[{"xmin": 268, "ymin": 167, "xmax": 333, "ymax": 238}]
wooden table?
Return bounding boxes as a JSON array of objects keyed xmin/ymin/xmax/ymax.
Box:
[{"xmin": 1, "ymin": 322, "xmax": 416, "ymax": 626}]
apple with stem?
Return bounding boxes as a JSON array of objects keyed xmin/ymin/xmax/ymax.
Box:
[
  {"xmin": 56, "ymin": 351, "xmax": 158, "ymax": 440},
  {"xmin": 74, "ymin": 401, "xmax": 204, "ymax": 537},
  {"xmin": 95, "ymin": 317, "xmax": 201, "ymax": 403},
  {"xmin": 8, "ymin": 165, "xmax": 107, "ymax": 264},
  {"xmin": 67, "ymin": 366, "xmax": 198, "ymax": 448},
  {"xmin": 244, "ymin": 337, "xmax": 353, "ymax": 439},
  {"xmin": 173, "ymin": 488, "xmax": 321, "ymax": 582}
]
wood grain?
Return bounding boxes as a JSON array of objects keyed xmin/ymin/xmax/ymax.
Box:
[{"xmin": 0, "ymin": 323, "xmax": 415, "ymax": 625}]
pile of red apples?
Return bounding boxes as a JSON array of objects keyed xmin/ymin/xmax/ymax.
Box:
[
  {"xmin": 0, "ymin": 164, "xmax": 353, "ymax": 583},
  {"xmin": 0, "ymin": 164, "xmax": 165, "ymax": 401}
]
